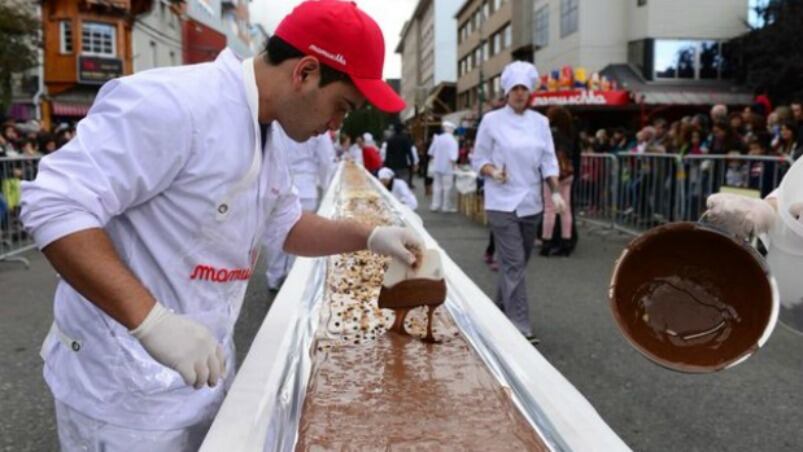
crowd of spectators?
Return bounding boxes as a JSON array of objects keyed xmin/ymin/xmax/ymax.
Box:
[
  {"xmin": 1, "ymin": 119, "xmax": 75, "ymax": 243},
  {"xmin": 581, "ymin": 101, "xmax": 803, "ymax": 162},
  {"xmin": 570, "ymin": 100, "xmax": 802, "ymax": 228},
  {"xmin": 0, "ymin": 119, "xmax": 75, "ymax": 159}
]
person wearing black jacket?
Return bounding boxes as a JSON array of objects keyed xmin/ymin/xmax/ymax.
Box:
[{"xmin": 383, "ymin": 123, "xmax": 416, "ymax": 184}]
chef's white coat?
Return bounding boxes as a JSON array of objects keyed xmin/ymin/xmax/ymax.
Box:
[
  {"xmin": 472, "ymin": 105, "xmax": 559, "ymax": 217},
  {"xmin": 272, "ymin": 124, "xmax": 336, "ymax": 200},
  {"xmin": 20, "ymin": 49, "xmax": 302, "ymax": 430},
  {"xmin": 345, "ymin": 143, "xmax": 364, "ymax": 166},
  {"xmin": 387, "ymin": 178, "xmax": 418, "ymax": 210},
  {"xmin": 427, "ymin": 132, "xmax": 459, "ymax": 175}
]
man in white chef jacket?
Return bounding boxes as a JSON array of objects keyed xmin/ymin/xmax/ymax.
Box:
[
  {"xmin": 19, "ymin": 1, "xmax": 421, "ymax": 450},
  {"xmin": 428, "ymin": 121, "xmax": 459, "ymax": 212},
  {"xmin": 264, "ymin": 123, "xmax": 336, "ymax": 291}
]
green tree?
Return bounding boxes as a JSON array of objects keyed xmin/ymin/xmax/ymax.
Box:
[
  {"xmin": 0, "ymin": 1, "xmax": 40, "ymax": 116},
  {"xmin": 725, "ymin": 0, "xmax": 803, "ymax": 104},
  {"xmin": 341, "ymin": 105, "xmax": 395, "ymax": 143}
]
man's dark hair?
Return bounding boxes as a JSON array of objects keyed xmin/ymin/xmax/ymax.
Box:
[{"xmin": 264, "ymin": 36, "xmax": 352, "ymax": 87}]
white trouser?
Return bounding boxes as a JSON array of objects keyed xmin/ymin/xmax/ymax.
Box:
[
  {"xmin": 265, "ymin": 196, "xmax": 317, "ymax": 288},
  {"xmin": 55, "ymin": 400, "xmax": 213, "ymax": 452},
  {"xmin": 430, "ymin": 172, "xmax": 455, "ymax": 212}
]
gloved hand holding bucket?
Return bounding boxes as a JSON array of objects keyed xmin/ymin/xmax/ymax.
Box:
[{"xmin": 608, "ymin": 157, "xmax": 803, "ymax": 373}]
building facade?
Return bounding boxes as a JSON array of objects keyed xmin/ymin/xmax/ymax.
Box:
[
  {"xmin": 132, "ymin": 0, "xmax": 183, "ymax": 72},
  {"xmin": 396, "ymin": 0, "xmax": 463, "ymax": 121},
  {"xmin": 455, "ymin": 0, "xmax": 752, "ymax": 113},
  {"xmin": 456, "ymin": 0, "xmax": 535, "ymax": 113},
  {"xmin": 529, "ymin": 0, "xmax": 750, "ymax": 82},
  {"xmin": 35, "ymin": 0, "xmax": 253, "ymax": 127},
  {"xmin": 40, "ymin": 0, "xmax": 153, "ymax": 127},
  {"xmin": 183, "ymin": 0, "xmax": 228, "ymax": 64},
  {"xmin": 221, "ymin": 0, "xmax": 252, "ymax": 58},
  {"xmin": 249, "ymin": 23, "xmax": 269, "ymax": 56}
]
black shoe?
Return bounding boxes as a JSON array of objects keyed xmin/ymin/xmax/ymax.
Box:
[
  {"xmin": 525, "ymin": 334, "xmax": 540, "ymax": 345},
  {"xmin": 268, "ymin": 279, "xmax": 283, "ymax": 293},
  {"xmin": 539, "ymin": 239, "xmax": 554, "ymax": 257},
  {"xmin": 550, "ymin": 239, "xmax": 572, "ymax": 257}
]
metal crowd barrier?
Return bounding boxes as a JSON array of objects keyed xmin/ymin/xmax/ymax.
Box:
[
  {"xmin": 574, "ymin": 152, "xmax": 794, "ymax": 236},
  {"xmin": 574, "ymin": 153, "xmax": 618, "ymax": 231},
  {"xmin": 614, "ymin": 153, "xmax": 685, "ymax": 235},
  {"xmin": 681, "ymin": 154, "xmax": 793, "ymax": 222},
  {"xmin": 1, "ymin": 156, "xmax": 41, "ymax": 268}
]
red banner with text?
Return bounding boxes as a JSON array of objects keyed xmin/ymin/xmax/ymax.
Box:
[{"xmin": 530, "ymin": 90, "xmax": 630, "ymax": 107}]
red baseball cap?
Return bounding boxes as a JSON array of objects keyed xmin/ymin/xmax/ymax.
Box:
[{"xmin": 274, "ymin": 0, "xmax": 405, "ymax": 113}]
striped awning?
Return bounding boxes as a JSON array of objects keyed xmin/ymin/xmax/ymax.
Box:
[
  {"xmin": 52, "ymin": 101, "xmax": 91, "ymax": 117},
  {"xmin": 83, "ymin": 0, "xmax": 130, "ymax": 10}
]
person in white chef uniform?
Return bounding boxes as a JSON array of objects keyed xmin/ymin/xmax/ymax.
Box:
[
  {"xmin": 472, "ymin": 61, "xmax": 567, "ymax": 344},
  {"xmin": 428, "ymin": 120, "xmax": 459, "ymax": 212},
  {"xmin": 19, "ymin": 1, "xmax": 423, "ymax": 451},
  {"xmin": 378, "ymin": 167, "xmax": 418, "ymax": 210},
  {"xmin": 264, "ymin": 123, "xmax": 336, "ymax": 291}
]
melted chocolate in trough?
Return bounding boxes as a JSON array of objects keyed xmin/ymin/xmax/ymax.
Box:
[
  {"xmin": 610, "ymin": 223, "xmax": 773, "ymax": 372},
  {"xmin": 378, "ymin": 279, "xmax": 447, "ymax": 343},
  {"xmin": 296, "ymin": 316, "xmax": 549, "ymax": 451},
  {"xmin": 297, "ymin": 165, "xmax": 549, "ymax": 449}
]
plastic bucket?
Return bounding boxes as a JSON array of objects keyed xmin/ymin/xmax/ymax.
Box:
[
  {"xmin": 609, "ymin": 222, "xmax": 779, "ymax": 373},
  {"xmin": 762, "ymin": 158, "xmax": 803, "ymax": 332}
]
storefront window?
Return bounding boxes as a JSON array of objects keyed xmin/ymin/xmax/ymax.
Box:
[
  {"xmin": 560, "ymin": 0, "xmax": 578, "ymax": 38},
  {"xmin": 699, "ymin": 41, "xmax": 719, "ymax": 79},
  {"xmin": 655, "ymin": 40, "xmax": 696, "ymax": 80},
  {"xmin": 748, "ymin": 0, "xmax": 770, "ymax": 28},
  {"xmin": 59, "ymin": 21, "xmax": 73, "ymax": 54},
  {"xmin": 719, "ymin": 41, "xmax": 735, "ymax": 80},
  {"xmin": 533, "ymin": 6, "xmax": 549, "ymax": 48},
  {"xmin": 502, "ymin": 24, "xmax": 512, "ymax": 50},
  {"xmin": 81, "ymin": 22, "xmax": 116, "ymax": 57}
]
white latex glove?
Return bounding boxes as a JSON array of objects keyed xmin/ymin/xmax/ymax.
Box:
[
  {"xmin": 705, "ymin": 193, "xmax": 777, "ymax": 239},
  {"xmin": 551, "ymin": 192, "xmax": 567, "ymax": 215},
  {"xmin": 383, "ymin": 249, "xmax": 443, "ymax": 287},
  {"xmin": 367, "ymin": 226, "xmax": 424, "ymax": 267},
  {"xmin": 130, "ymin": 303, "xmax": 225, "ymax": 389}
]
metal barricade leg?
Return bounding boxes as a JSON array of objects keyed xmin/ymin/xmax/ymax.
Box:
[{"xmin": 0, "ymin": 156, "xmax": 39, "ymax": 269}]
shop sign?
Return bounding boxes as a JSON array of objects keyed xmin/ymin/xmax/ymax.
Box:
[
  {"xmin": 77, "ymin": 56, "xmax": 123, "ymax": 84},
  {"xmin": 530, "ymin": 90, "xmax": 630, "ymax": 107}
]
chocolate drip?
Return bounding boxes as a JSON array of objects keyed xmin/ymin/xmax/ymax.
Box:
[{"xmin": 378, "ymin": 278, "xmax": 447, "ymax": 342}]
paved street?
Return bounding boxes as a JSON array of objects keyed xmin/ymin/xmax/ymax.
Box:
[
  {"xmin": 415, "ymin": 195, "xmax": 803, "ymax": 452},
  {"xmin": 2, "ymin": 185, "xmax": 802, "ymax": 451}
]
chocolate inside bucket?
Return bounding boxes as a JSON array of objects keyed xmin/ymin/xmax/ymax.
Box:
[{"xmin": 610, "ymin": 222, "xmax": 774, "ymax": 372}]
